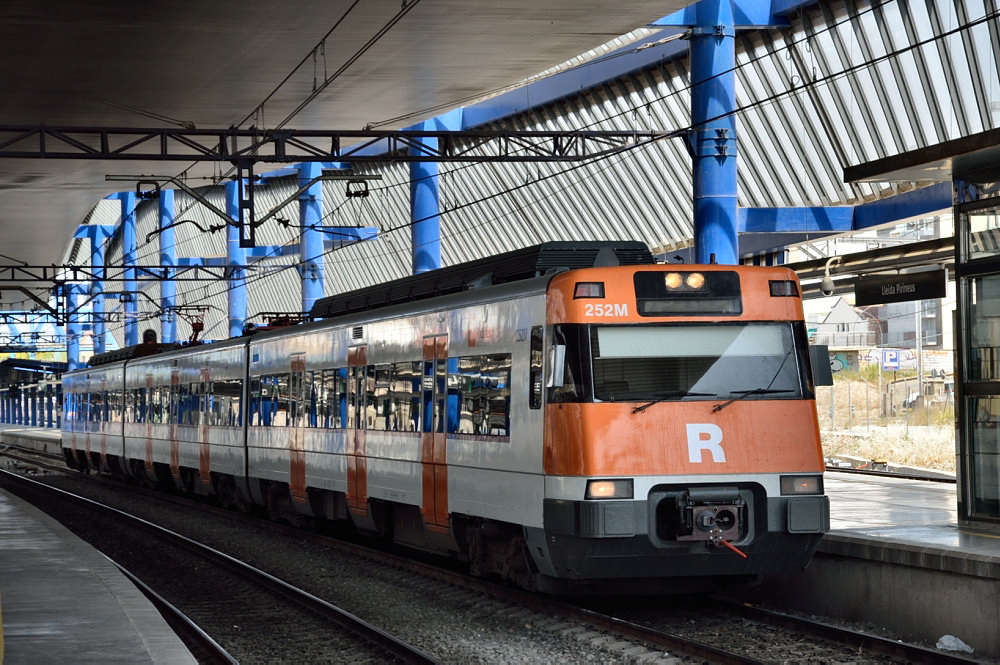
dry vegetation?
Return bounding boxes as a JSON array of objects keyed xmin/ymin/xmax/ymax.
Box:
[{"xmin": 816, "ymin": 378, "xmax": 956, "ymax": 472}]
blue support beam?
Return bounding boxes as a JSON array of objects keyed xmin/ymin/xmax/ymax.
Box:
[
  {"xmin": 112, "ymin": 191, "xmax": 140, "ymax": 346},
  {"xmin": 159, "ymin": 189, "xmax": 178, "ymax": 343},
  {"xmin": 90, "ymin": 233, "xmax": 106, "ymax": 354},
  {"xmin": 66, "ymin": 284, "xmax": 82, "ymax": 370},
  {"xmin": 853, "ymin": 182, "xmax": 952, "ymax": 230},
  {"xmin": 73, "ymin": 224, "xmax": 114, "ymax": 354},
  {"xmin": 226, "ymin": 180, "xmax": 248, "ymax": 338},
  {"xmin": 737, "ymin": 184, "xmax": 951, "ymax": 235},
  {"xmin": 689, "ymin": 0, "xmax": 739, "ymax": 264},
  {"xmin": 739, "ymin": 206, "xmax": 854, "ymax": 232},
  {"xmin": 298, "ymin": 162, "xmax": 325, "ymax": 313},
  {"xmin": 409, "ymin": 118, "xmax": 446, "ymax": 274},
  {"xmin": 652, "ymin": 0, "xmax": 800, "ymax": 28}
]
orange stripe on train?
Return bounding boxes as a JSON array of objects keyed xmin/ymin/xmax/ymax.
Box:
[{"xmin": 544, "ymin": 400, "xmax": 823, "ymax": 476}]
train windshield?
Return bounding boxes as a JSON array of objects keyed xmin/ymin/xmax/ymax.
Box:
[{"xmin": 550, "ymin": 322, "xmax": 811, "ymax": 404}]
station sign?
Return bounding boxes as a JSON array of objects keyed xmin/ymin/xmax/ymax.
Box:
[
  {"xmin": 854, "ymin": 270, "xmax": 946, "ymax": 306},
  {"xmin": 882, "ymin": 349, "xmax": 900, "ymax": 371}
]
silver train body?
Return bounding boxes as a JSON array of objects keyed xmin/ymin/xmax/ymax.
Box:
[{"xmin": 62, "ymin": 262, "xmax": 829, "ymax": 594}]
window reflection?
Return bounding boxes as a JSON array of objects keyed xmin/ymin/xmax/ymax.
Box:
[{"xmin": 968, "ymin": 397, "xmax": 1000, "ymax": 516}]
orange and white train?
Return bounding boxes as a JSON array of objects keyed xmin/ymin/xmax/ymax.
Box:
[{"xmin": 62, "ymin": 241, "xmax": 829, "ymax": 594}]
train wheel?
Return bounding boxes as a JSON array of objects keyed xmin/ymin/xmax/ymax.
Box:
[
  {"xmin": 215, "ymin": 475, "xmax": 249, "ymax": 513},
  {"xmin": 265, "ymin": 482, "xmax": 306, "ymax": 528},
  {"xmin": 465, "ymin": 519, "xmax": 537, "ymax": 591}
]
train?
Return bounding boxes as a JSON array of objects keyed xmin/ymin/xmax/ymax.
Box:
[{"xmin": 61, "ymin": 241, "xmax": 829, "ymax": 594}]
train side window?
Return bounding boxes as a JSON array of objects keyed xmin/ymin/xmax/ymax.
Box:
[
  {"xmin": 452, "ymin": 354, "xmax": 512, "ymax": 436},
  {"xmin": 372, "ymin": 364, "xmax": 392, "ymax": 431},
  {"xmin": 529, "ymin": 326, "xmax": 543, "ymax": 409},
  {"xmin": 168, "ymin": 384, "xmax": 178, "ymax": 424},
  {"xmin": 248, "ymin": 378, "xmax": 261, "ymax": 426},
  {"xmin": 403, "ymin": 361, "xmax": 422, "ymax": 431},
  {"xmin": 111, "ymin": 389, "xmax": 122, "ymax": 423},
  {"xmin": 319, "ymin": 369, "xmax": 338, "ymax": 428},
  {"xmin": 305, "ymin": 371, "xmax": 317, "ymax": 428},
  {"xmin": 365, "ymin": 365, "xmax": 378, "ymax": 430},
  {"xmin": 212, "ymin": 379, "xmax": 242, "ymax": 427}
]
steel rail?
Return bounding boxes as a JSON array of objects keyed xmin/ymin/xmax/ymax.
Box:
[
  {"xmin": 715, "ymin": 599, "xmax": 980, "ymax": 665},
  {"xmin": 111, "ymin": 561, "xmax": 238, "ymax": 665},
  {"xmin": 0, "ymin": 469, "xmax": 439, "ymax": 665}
]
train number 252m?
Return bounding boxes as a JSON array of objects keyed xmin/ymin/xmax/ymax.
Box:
[{"xmin": 584, "ymin": 303, "xmax": 628, "ymax": 317}]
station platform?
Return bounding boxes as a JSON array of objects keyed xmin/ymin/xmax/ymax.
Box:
[
  {"xmin": 0, "ymin": 428, "xmax": 196, "ymax": 664},
  {"xmin": 763, "ymin": 470, "xmax": 1000, "ymax": 659},
  {"xmin": 2, "ymin": 425, "xmax": 999, "ymax": 659},
  {"xmin": 0, "ymin": 487, "xmax": 196, "ymax": 664}
]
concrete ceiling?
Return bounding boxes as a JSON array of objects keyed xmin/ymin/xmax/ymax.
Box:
[{"xmin": 0, "ymin": 0, "xmax": 682, "ymax": 270}]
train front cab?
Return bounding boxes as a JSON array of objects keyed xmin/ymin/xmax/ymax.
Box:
[{"xmin": 529, "ymin": 265, "xmax": 830, "ymax": 594}]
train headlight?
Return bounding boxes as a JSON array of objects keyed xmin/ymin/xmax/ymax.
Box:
[
  {"xmin": 780, "ymin": 475, "xmax": 823, "ymax": 495},
  {"xmin": 684, "ymin": 272, "xmax": 705, "ymax": 289},
  {"xmin": 585, "ymin": 479, "xmax": 633, "ymax": 500}
]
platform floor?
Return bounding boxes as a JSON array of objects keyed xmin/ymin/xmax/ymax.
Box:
[
  {"xmin": 0, "ymin": 486, "xmax": 195, "ymax": 664},
  {"xmin": 824, "ymin": 471, "xmax": 1000, "ymax": 572}
]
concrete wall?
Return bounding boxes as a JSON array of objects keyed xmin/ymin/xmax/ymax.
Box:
[{"xmin": 759, "ymin": 536, "xmax": 1000, "ymax": 658}]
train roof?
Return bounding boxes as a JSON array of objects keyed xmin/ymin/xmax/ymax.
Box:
[
  {"xmin": 79, "ymin": 242, "xmax": 654, "ymax": 370},
  {"xmin": 309, "ymin": 241, "xmax": 654, "ymax": 319}
]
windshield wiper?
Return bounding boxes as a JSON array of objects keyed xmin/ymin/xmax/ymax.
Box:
[
  {"xmin": 632, "ymin": 391, "xmax": 716, "ymax": 414},
  {"xmin": 712, "ymin": 388, "xmax": 794, "ymax": 413}
]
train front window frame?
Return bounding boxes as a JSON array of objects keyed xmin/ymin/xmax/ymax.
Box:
[{"xmin": 549, "ymin": 322, "xmax": 811, "ymax": 404}]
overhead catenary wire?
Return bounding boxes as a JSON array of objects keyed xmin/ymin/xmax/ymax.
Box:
[{"xmin": 87, "ymin": 1, "xmax": 991, "ymax": 336}]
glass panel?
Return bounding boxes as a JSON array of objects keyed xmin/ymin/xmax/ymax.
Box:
[
  {"xmin": 320, "ymin": 369, "xmax": 340, "ymax": 428},
  {"xmin": 372, "ymin": 365, "xmax": 392, "ymax": 431},
  {"xmin": 587, "ymin": 323, "xmax": 805, "ymax": 403},
  {"xmin": 529, "ymin": 325, "xmax": 543, "ymax": 409},
  {"xmin": 452, "ymin": 354, "xmax": 512, "ymax": 436},
  {"xmin": 273, "ymin": 374, "xmax": 290, "ymax": 427},
  {"xmin": 967, "ymin": 274, "xmax": 1000, "ymax": 380},
  {"xmin": 967, "ymin": 396, "xmax": 1000, "ymax": 517},
  {"xmin": 397, "ymin": 361, "xmax": 422, "ymax": 432},
  {"xmin": 964, "ymin": 206, "xmax": 1000, "ymax": 261}
]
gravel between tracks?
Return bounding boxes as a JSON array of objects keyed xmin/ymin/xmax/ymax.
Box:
[{"xmin": 28, "ymin": 472, "xmax": 692, "ymax": 664}]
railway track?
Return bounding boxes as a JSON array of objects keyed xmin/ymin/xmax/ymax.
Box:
[
  {"xmin": 0, "ymin": 469, "xmax": 436, "ymax": 664},
  {"xmin": 0, "ymin": 452, "xmax": 984, "ymax": 664}
]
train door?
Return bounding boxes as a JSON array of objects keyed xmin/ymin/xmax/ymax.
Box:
[
  {"xmin": 289, "ymin": 352, "xmax": 307, "ymax": 504},
  {"xmin": 346, "ymin": 346, "xmax": 368, "ymax": 518},
  {"xmin": 422, "ymin": 334, "xmax": 449, "ymax": 531}
]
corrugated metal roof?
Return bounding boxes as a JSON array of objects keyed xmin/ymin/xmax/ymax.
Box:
[{"xmin": 95, "ymin": 0, "xmax": 997, "ymax": 347}]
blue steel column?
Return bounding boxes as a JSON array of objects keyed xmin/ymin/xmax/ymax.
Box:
[
  {"xmin": 226, "ymin": 180, "xmax": 248, "ymax": 338},
  {"xmin": 90, "ymin": 230, "xmax": 107, "ymax": 354},
  {"xmin": 159, "ymin": 189, "xmax": 178, "ymax": 343},
  {"xmin": 120, "ymin": 191, "xmax": 139, "ymax": 346},
  {"xmin": 410, "ymin": 121, "xmax": 441, "ymax": 274},
  {"xmin": 298, "ymin": 162, "xmax": 325, "ymax": 313},
  {"xmin": 67, "ymin": 284, "xmax": 83, "ymax": 371},
  {"xmin": 690, "ymin": 0, "xmax": 738, "ymax": 265},
  {"xmin": 29, "ymin": 386, "xmax": 37, "ymax": 427}
]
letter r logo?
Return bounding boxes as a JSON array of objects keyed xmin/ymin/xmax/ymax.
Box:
[{"xmin": 686, "ymin": 423, "xmax": 726, "ymax": 463}]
